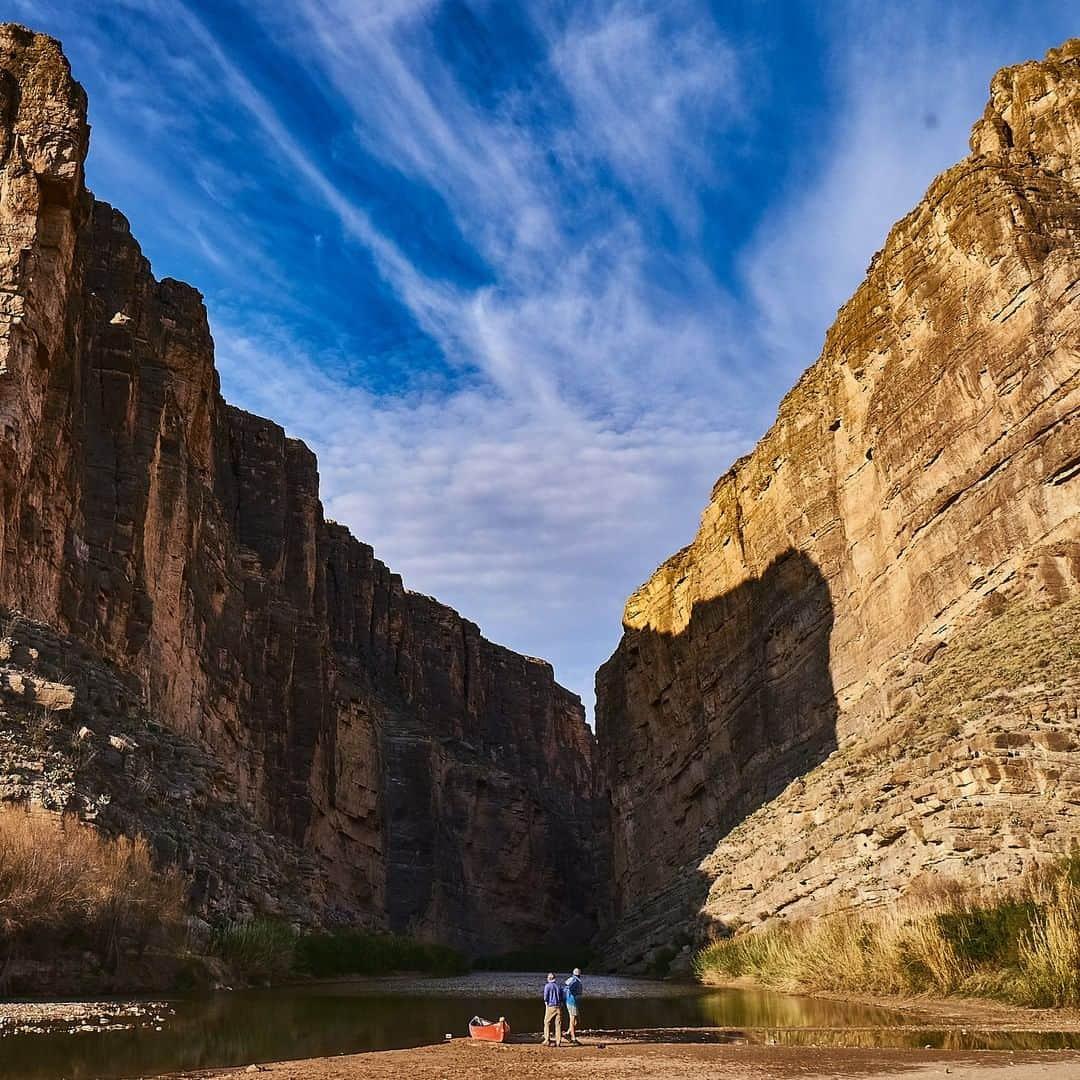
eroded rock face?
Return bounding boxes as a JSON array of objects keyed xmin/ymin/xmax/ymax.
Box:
[
  {"xmin": 0, "ymin": 613, "xmax": 319, "ymax": 930},
  {"xmin": 0, "ymin": 25, "xmax": 604, "ymax": 954},
  {"xmin": 597, "ymin": 40, "xmax": 1080, "ymax": 966}
]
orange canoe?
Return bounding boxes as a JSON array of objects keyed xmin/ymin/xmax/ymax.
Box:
[{"xmin": 469, "ymin": 1016, "xmax": 510, "ymax": 1042}]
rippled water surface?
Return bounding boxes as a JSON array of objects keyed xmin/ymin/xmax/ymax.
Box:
[{"xmin": 2, "ymin": 973, "xmax": 1078, "ymax": 1079}]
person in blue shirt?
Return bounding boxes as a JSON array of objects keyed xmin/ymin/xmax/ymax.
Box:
[
  {"xmin": 564, "ymin": 967, "xmax": 583, "ymax": 1044},
  {"xmin": 541, "ymin": 972, "xmax": 563, "ymax": 1046}
]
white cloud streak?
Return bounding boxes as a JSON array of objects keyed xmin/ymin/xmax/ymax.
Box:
[
  {"xmin": 743, "ymin": 2, "xmax": 1076, "ymax": 387},
  {"xmin": 192, "ymin": 0, "xmax": 755, "ymax": 710},
  {"xmin": 27, "ymin": 0, "xmax": 1074, "ymax": 714}
]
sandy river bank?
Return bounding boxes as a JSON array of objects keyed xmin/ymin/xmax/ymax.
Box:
[{"xmin": 153, "ymin": 1037, "xmax": 1080, "ymax": 1080}]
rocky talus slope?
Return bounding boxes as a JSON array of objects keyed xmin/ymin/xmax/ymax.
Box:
[
  {"xmin": 0, "ymin": 25, "xmax": 605, "ymax": 954},
  {"xmin": 597, "ymin": 41, "xmax": 1080, "ymax": 969},
  {"xmin": 697, "ymin": 598, "xmax": 1080, "ymax": 933},
  {"xmin": 0, "ymin": 612, "xmax": 316, "ymax": 928}
]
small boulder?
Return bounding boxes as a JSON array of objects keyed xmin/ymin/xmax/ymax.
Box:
[
  {"xmin": 914, "ymin": 639, "xmax": 947, "ymax": 666},
  {"xmin": 33, "ymin": 679, "xmax": 75, "ymax": 711}
]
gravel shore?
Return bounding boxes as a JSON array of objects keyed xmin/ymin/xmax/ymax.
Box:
[{"xmin": 156, "ymin": 1037, "xmax": 1080, "ymax": 1080}]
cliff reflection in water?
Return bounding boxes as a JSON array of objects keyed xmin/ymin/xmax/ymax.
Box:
[
  {"xmin": 690, "ymin": 986, "xmax": 909, "ymax": 1029},
  {"xmin": 0, "ymin": 975, "xmax": 909, "ymax": 1080},
  {"xmin": 3, "ymin": 975, "xmax": 1078, "ymax": 1079}
]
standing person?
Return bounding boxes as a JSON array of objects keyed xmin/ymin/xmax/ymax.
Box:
[
  {"xmin": 541, "ymin": 972, "xmax": 563, "ymax": 1046},
  {"xmin": 564, "ymin": 967, "xmax": 583, "ymax": 1044}
]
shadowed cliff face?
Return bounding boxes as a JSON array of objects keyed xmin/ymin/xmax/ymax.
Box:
[
  {"xmin": 596, "ymin": 550, "xmax": 837, "ymax": 951},
  {"xmin": 0, "ymin": 24, "xmax": 605, "ymax": 954},
  {"xmin": 597, "ymin": 39, "xmax": 1080, "ymax": 968}
]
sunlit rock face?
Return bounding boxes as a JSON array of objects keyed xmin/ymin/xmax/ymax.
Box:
[
  {"xmin": 0, "ymin": 24, "xmax": 606, "ymax": 955},
  {"xmin": 597, "ymin": 40, "xmax": 1080, "ymax": 969}
]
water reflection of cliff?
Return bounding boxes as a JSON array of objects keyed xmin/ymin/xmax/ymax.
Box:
[
  {"xmin": 3, "ymin": 980, "xmax": 1078, "ymax": 1079},
  {"xmin": 692, "ymin": 988, "xmax": 913, "ymax": 1029},
  {"xmin": 0, "ymin": 981, "xmax": 910, "ymax": 1079},
  {"xmin": 763, "ymin": 1029, "xmax": 1080, "ymax": 1051}
]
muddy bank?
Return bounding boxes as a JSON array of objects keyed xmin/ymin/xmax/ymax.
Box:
[{"xmin": 152, "ymin": 1038, "xmax": 1080, "ymax": 1079}]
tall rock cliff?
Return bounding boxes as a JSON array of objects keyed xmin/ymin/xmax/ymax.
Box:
[
  {"xmin": 0, "ymin": 25, "xmax": 604, "ymax": 955},
  {"xmin": 597, "ymin": 41, "xmax": 1080, "ymax": 968}
]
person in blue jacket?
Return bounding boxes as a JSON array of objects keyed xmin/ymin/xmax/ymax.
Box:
[
  {"xmin": 541, "ymin": 972, "xmax": 563, "ymax": 1046},
  {"xmin": 564, "ymin": 967, "xmax": 584, "ymax": 1044}
]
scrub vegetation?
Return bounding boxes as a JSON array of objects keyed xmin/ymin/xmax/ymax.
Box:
[
  {"xmin": 210, "ymin": 921, "xmax": 469, "ymax": 981},
  {"xmin": 695, "ymin": 854, "xmax": 1080, "ymax": 1007},
  {"xmin": 0, "ymin": 807, "xmax": 185, "ymax": 989},
  {"xmin": 297, "ymin": 929, "xmax": 467, "ymax": 977},
  {"xmin": 0, "ymin": 805, "xmax": 469, "ymax": 991}
]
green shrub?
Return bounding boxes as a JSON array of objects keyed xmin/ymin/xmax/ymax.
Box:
[
  {"xmin": 296, "ymin": 930, "xmax": 467, "ymax": 977},
  {"xmin": 211, "ymin": 918, "xmax": 296, "ymax": 981},
  {"xmin": 935, "ymin": 900, "xmax": 1038, "ymax": 966},
  {"xmin": 694, "ymin": 855, "xmax": 1080, "ymax": 1007},
  {"xmin": 209, "ymin": 923, "xmax": 469, "ymax": 982},
  {"xmin": 647, "ymin": 945, "xmax": 677, "ymax": 978}
]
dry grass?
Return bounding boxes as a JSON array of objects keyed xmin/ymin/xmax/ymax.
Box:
[
  {"xmin": 697, "ymin": 599, "xmax": 1080, "ymax": 1009},
  {"xmin": 1017, "ymin": 874, "xmax": 1080, "ymax": 1006},
  {"xmin": 695, "ymin": 856, "xmax": 1080, "ymax": 1007},
  {"xmin": 0, "ymin": 806, "xmax": 185, "ymax": 971}
]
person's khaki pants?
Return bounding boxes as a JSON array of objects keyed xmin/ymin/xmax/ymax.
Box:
[{"xmin": 543, "ymin": 1005, "xmax": 562, "ymax": 1044}]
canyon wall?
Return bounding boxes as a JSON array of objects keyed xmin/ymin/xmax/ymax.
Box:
[
  {"xmin": 0, "ymin": 25, "xmax": 604, "ymax": 955},
  {"xmin": 597, "ymin": 40, "xmax": 1080, "ymax": 968}
]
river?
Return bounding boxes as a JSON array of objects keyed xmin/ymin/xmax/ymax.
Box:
[{"xmin": 3, "ymin": 973, "xmax": 1079, "ymax": 1079}]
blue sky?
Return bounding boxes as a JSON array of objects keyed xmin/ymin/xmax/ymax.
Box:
[{"xmin": 13, "ymin": 1, "xmax": 1076, "ymax": 714}]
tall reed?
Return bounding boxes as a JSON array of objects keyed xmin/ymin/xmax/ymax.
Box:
[{"xmin": 211, "ymin": 918, "xmax": 297, "ymax": 981}]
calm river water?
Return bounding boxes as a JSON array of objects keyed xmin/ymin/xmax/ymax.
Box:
[{"xmin": 3, "ymin": 972, "xmax": 1079, "ymax": 1079}]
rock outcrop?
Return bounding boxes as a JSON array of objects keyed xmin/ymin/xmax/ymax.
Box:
[
  {"xmin": 0, "ymin": 613, "xmax": 317, "ymax": 930},
  {"xmin": 597, "ymin": 40, "xmax": 1080, "ymax": 968},
  {"xmin": 0, "ymin": 25, "xmax": 604, "ymax": 954}
]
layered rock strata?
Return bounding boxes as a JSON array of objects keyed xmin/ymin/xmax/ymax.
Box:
[
  {"xmin": 0, "ymin": 25, "xmax": 603, "ymax": 954},
  {"xmin": 0, "ymin": 612, "xmax": 316, "ymax": 929},
  {"xmin": 597, "ymin": 41, "xmax": 1080, "ymax": 967},
  {"xmin": 696, "ymin": 597, "xmax": 1080, "ymax": 934}
]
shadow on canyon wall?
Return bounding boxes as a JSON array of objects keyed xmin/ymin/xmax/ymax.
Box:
[{"xmin": 596, "ymin": 547, "xmax": 838, "ymax": 962}]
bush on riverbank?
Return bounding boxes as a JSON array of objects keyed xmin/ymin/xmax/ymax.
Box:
[
  {"xmin": 0, "ymin": 806, "xmax": 185, "ymax": 987},
  {"xmin": 210, "ymin": 921, "xmax": 468, "ymax": 981},
  {"xmin": 297, "ymin": 929, "xmax": 468, "ymax": 977},
  {"xmin": 695, "ymin": 854, "xmax": 1080, "ymax": 1007},
  {"xmin": 211, "ymin": 918, "xmax": 298, "ymax": 981}
]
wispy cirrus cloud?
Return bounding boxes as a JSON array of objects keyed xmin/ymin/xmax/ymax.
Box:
[
  {"xmin": 742, "ymin": 2, "xmax": 1079, "ymax": 388},
  {"xmin": 164, "ymin": 0, "xmax": 749, "ymax": 709},
  {"xmin": 545, "ymin": 1, "xmax": 740, "ymax": 226},
  {"xmin": 13, "ymin": 0, "xmax": 1077, "ymax": 713},
  {"xmin": 249, "ymin": 0, "xmax": 745, "ymax": 417}
]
